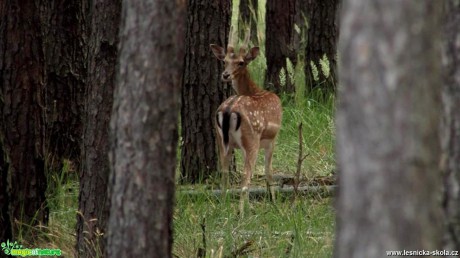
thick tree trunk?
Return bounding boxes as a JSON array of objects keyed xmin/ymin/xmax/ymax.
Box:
[
  {"xmin": 442, "ymin": 0, "xmax": 460, "ymax": 252},
  {"xmin": 0, "ymin": 144, "xmax": 11, "ymax": 241},
  {"xmin": 265, "ymin": 0, "xmax": 297, "ymax": 93},
  {"xmin": 239, "ymin": 0, "xmax": 258, "ymax": 44},
  {"xmin": 0, "ymin": 0, "xmax": 48, "ymax": 237},
  {"xmin": 39, "ymin": 0, "xmax": 87, "ymax": 168},
  {"xmin": 107, "ymin": 0, "xmax": 186, "ymax": 257},
  {"xmin": 180, "ymin": 0, "xmax": 232, "ymax": 183},
  {"xmin": 76, "ymin": 0, "xmax": 121, "ymax": 257},
  {"xmin": 304, "ymin": 0, "xmax": 339, "ymax": 94},
  {"xmin": 335, "ymin": 1, "xmax": 443, "ymax": 257}
]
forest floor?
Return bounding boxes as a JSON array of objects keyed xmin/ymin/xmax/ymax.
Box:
[
  {"xmin": 33, "ymin": 92, "xmax": 335, "ymax": 257},
  {"xmin": 174, "ymin": 93, "xmax": 336, "ymax": 257}
]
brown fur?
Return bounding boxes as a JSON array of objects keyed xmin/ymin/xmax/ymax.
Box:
[{"xmin": 211, "ymin": 28, "xmax": 283, "ymax": 211}]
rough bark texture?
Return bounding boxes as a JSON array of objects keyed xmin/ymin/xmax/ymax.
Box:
[
  {"xmin": 442, "ymin": 0, "xmax": 460, "ymax": 252},
  {"xmin": 40, "ymin": 0, "xmax": 86, "ymax": 167},
  {"xmin": 335, "ymin": 1, "xmax": 443, "ymax": 257},
  {"xmin": 180, "ymin": 0, "xmax": 232, "ymax": 183},
  {"xmin": 265, "ymin": 0, "xmax": 297, "ymax": 93},
  {"xmin": 304, "ymin": 0, "xmax": 339, "ymax": 93},
  {"xmin": 107, "ymin": 0, "xmax": 186, "ymax": 257},
  {"xmin": 239, "ymin": 0, "xmax": 258, "ymax": 44},
  {"xmin": 0, "ymin": 0, "xmax": 48, "ymax": 237},
  {"xmin": 0, "ymin": 143, "xmax": 11, "ymax": 242},
  {"xmin": 76, "ymin": 0, "xmax": 121, "ymax": 256}
]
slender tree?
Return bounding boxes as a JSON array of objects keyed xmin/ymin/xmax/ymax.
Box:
[
  {"xmin": 335, "ymin": 1, "xmax": 443, "ymax": 257},
  {"xmin": 0, "ymin": 0, "xmax": 48, "ymax": 238},
  {"xmin": 442, "ymin": 0, "xmax": 460, "ymax": 252},
  {"xmin": 76, "ymin": 0, "xmax": 121, "ymax": 256},
  {"xmin": 107, "ymin": 0, "xmax": 186, "ymax": 256},
  {"xmin": 180, "ymin": 0, "xmax": 232, "ymax": 183}
]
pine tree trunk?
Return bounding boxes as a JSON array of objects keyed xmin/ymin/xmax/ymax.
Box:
[
  {"xmin": 239, "ymin": 0, "xmax": 258, "ymax": 44},
  {"xmin": 0, "ymin": 143, "xmax": 11, "ymax": 241},
  {"xmin": 76, "ymin": 0, "xmax": 121, "ymax": 256},
  {"xmin": 107, "ymin": 0, "xmax": 186, "ymax": 256},
  {"xmin": 0, "ymin": 0, "xmax": 48, "ymax": 238},
  {"xmin": 180, "ymin": 0, "xmax": 232, "ymax": 183},
  {"xmin": 265, "ymin": 0, "xmax": 297, "ymax": 93},
  {"xmin": 39, "ymin": 0, "xmax": 87, "ymax": 168},
  {"xmin": 442, "ymin": 0, "xmax": 460, "ymax": 252},
  {"xmin": 304, "ymin": 0, "xmax": 339, "ymax": 94},
  {"xmin": 335, "ymin": 1, "xmax": 443, "ymax": 257}
]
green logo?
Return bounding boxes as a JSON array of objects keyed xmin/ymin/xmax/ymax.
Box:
[
  {"xmin": 1, "ymin": 239, "xmax": 22, "ymax": 255},
  {"xmin": 1, "ymin": 240, "xmax": 61, "ymax": 257}
]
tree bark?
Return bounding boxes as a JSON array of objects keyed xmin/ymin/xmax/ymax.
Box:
[
  {"xmin": 76, "ymin": 0, "xmax": 121, "ymax": 257},
  {"xmin": 39, "ymin": 0, "xmax": 87, "ymax": 168},
  {"xmin": 107, "ymin": 0, "xmax": 186, "ymax": 257},
  {"xmin": 239, "ymin": 0, "xmax": 258, "ymax": 44},
  {"xmin": 265, "ymin": 0, "xmax": 297, "ymax": 93},
  {"xmin": 335, "ymin": 1, "xmax": 443, "ymax": 257},
  {"xmin": 442, "ymin": 0, "xmax": 460, "ymax": 252},
  {"xmin": 0, "ymin": 143, "xmax": 11, "ymax": 242},
  {"xmin": 304, "ymin": 0, "xmax": 339, "ymax": 94},
  {"xmin": 0, "ymin": 0, "xmax": 48, "ymax": 238},
  {"xmin": 180, "ymin": 0, "xmax": 232, "ymax": 183}
]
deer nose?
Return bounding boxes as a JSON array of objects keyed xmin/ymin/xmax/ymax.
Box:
[{"xmin": 222, "ymin": 72, "xmax": 230, "ymax": 80}]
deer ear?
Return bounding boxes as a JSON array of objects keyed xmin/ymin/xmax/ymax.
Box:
[
  {"xmin": 244, "ymin": 47, "xmax": 260, "ymax": 62},
  {"xmin": 210, "ymin": 44, "xmax": 226, "ymax": 60}
]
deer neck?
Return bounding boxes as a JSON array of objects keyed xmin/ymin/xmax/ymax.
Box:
[{"xmin": 232, "ymin": 69, "xmax": 261, "ymax": 95}]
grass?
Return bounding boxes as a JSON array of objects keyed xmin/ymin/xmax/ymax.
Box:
[
  {"xmin": 174, "ymin": 91, "xmax": 335, "ymax": 257},
  {"xmin": 12, "ymin": 160, "xmax": 79, "ymax": 257},
  {"xmin": 174, "ymin": 192, "xmax": 334, "ymax": 258}
]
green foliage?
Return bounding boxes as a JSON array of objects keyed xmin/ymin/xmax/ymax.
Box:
[{"xmin": 174, "ymin": 191, "xmax": 334, "ymax": 257}]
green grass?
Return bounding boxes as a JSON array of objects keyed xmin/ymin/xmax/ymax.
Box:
[
  {"xmin": 174, "ymin": 191, "xmax": 334, "ymax": 257},
  {"xmin": 12, "ymin": 160, "xmax": 79, "ymax": 257}
]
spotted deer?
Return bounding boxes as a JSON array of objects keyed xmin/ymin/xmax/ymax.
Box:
[{"xmin": 210, "ymin": 28, "xmax": 282, "ymax": 208}]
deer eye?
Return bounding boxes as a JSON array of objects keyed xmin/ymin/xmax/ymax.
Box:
[{"xmin": 238, "ymin": 61, "xmax": 245, "ymax": 67}]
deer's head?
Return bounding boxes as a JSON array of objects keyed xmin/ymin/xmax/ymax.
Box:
[{"xmin": 210, "ymin": 27, "xmax": 259, "ymax": 82}]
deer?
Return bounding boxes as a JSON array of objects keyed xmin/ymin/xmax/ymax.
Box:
[{"xmin": 210, "ymin": 27, "xmax": 282, "ymax": 211}]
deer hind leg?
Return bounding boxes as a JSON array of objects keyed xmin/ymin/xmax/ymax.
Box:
[
  {"xmin": 264, "ymin": 140, "xmax": 276, "ymax": 201},
  {"xmin": 216, "ymin": 132, "xmax": 232, "ymax": 190},
  {"xmin": 239, "ymin": 146, "xmax": 258, "ymax": 214}
]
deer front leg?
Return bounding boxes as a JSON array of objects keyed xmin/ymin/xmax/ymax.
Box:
[
  {"xmin": 264, "ymin": 140, "xmax": 276, "ymax": 201},
  {"xmin": 239, "ymin": 147, "xmax": 258, "ymax": 215}
]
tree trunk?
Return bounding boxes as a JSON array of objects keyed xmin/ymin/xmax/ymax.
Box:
[
  {"xmin": 0, "ymin": 143, "xmax": 11, "ymax": 242},
  {"xmin": 442, "ymin": 0, "xmax": 460, "ymax": 252},
  {"xmin": 265, "ymin": 0, "xmax": 297, "ymax": 94},
  {"xmin": 335, "ymin": 1, "xmax": 443, "ymax": 257},
  {"xmin": 239, "ymin": 0, "xmax": 258, "ymax": 44},
  {"xmin": 304, "ymin": 0, "xmax": 339, "ymax": 94},
  {"xmin": 76, "ymin": 0, "xmax": 121, "ymax": 256},
  {"xmin": 0, "ymin": 0, "xmax": 48, "ymax": 238},
  {"xmin": 180, "ymin": 0, "xmax": 232, "ymax": 183},
  {"xmin": 39, "ymin": 0, "xmax": 87, "ymax": 169},
  {"xmin": 107, "ymin": 0, "xmax": 186, "ymax": 257}
]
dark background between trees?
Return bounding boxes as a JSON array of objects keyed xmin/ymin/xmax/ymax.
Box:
[{"xmin": 0, "ymin": 0, "xmax": 459, "ymax": 257}]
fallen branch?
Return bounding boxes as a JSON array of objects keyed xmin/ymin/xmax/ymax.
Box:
[{"xmin": 179, "ymin": 185, "xmax": 336, "ymax": 200}]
